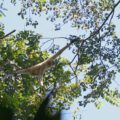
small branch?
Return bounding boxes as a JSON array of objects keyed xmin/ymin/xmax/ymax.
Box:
[
  {"xmin": 40, "ymin": 39, "xmax": 54, "ymax": 48},
  {"xmin": 0, "ymin": 29, "xmax": 16, "ymax": 39},
  {"xmin": 43, "ymin": 39, "xmax": 55, "ymax": 51},
  {"xmin": 41, "ymin": 36, "xmax": 69, "ymax": 40},
  {"xmin": 69, "ymin": 63, "xmax": 79, "ymax": 83},
  {"xmin": 69, "ymin": 54, "xmax": 78, "ymax": 64},
  {"xmin": 109, "ymin": 11, "xmax": 114, "ymax": 26}
]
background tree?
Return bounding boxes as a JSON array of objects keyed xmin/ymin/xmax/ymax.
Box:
[{"xmin": 0, "ymin": 0, "xmax": 120, "ymax": 119}]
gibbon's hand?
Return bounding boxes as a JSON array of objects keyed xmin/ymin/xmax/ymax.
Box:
[{"xmin": 69, "ymin": 35, "xmax": 80, "ymax": 43}]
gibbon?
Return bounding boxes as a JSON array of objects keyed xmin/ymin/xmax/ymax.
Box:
[{"xmin": 17, "ymin": 38, "xmax": 81, "ymax": 84}]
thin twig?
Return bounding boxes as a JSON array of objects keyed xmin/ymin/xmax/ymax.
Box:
[
  {"xmin": 109, "ymin": 11, "xmax": 114, "ymax": 26},
  {"xmin": 98, "ymin": 32, "xmax": 107, "ymax": 69},
  {"xmin": 41, "ymin": 37, "xmax": 69, "ymax": 40},
  {"xmin": 69, "ymin": 54, "xmax": 78, "ymax": 64},
  {"xmin": 40, "ymin": 39, "xmax": 54, "ymax": 48},
  {"xmin": 43, "ymin": 39, "xmax": 54, "ymax": 51},
  {"xmin": 69, "ymin": 63, "xmax": 78, "ymax": 82},
  {"xmin": 0, "ymin": 29, "xmax": 16, "ymax": 39}
]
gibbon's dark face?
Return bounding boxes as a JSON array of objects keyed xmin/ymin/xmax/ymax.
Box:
[{"xmin": 47, "ymin": 60, "xmax": 53, "ymax": 67}]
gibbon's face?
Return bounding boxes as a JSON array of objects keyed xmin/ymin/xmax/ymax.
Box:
[{"xmin": 47, "ymin": 60, "xmax": 53, "ymax": 67}]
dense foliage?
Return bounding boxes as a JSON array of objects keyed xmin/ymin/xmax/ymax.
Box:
[{"xmin": 0, "ymin": 0, "xmax": 120, "ymax": 119}]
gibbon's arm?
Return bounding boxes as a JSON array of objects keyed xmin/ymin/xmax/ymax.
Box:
[{"xmin": 45, "ymin": 41, "xmax": 73, "ymax": 61}]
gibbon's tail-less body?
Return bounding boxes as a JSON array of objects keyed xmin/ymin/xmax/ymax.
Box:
[{"xmin": 17, "ymin": 39, "xmax": 79, "ymax": 79}]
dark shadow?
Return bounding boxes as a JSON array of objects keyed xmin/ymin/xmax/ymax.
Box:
[
  {"xmin": 0, "ymin": 104, "xmax": 14, "ymax": 120},
  {"xmin": 34, "ymin": 90, "xmax": 61, "ymax": 120}
]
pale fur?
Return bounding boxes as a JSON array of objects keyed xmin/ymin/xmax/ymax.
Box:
[{"xmin": 16, "ymin": 41, "xmax": 76, "ymax": 84}]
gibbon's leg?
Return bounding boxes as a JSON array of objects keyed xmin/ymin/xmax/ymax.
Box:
[
  {"xmin": 38, "ymin": 68, "xmax": 45, "ymax": 86},
  {"xmin": 38, "ymin": 76, "xmax": 44, "ymax": 86},
  {"xmin": 38, "ymin": 75, "xmax": 46, "ymax": 97}
]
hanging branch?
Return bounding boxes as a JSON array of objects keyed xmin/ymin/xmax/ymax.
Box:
[{"xmin": 0, "ymin": 29, "xmax": 16, "ymax": 39}]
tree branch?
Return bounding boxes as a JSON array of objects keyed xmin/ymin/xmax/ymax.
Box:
[
  {"xmin": 0, "ymin": 29, "xmax": 16, "ymax": 39},
  {"xmin": 41, "ymin": 37, "xmax": 69, "ymax": 40},
  {"xmin": 85, "ymin": 0, "xmax": 120, "ymax": 40}
]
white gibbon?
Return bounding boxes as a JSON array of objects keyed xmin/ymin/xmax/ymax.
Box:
[{"xmin": 17, "ymin": 38, "xmax": 81, "ymax": 84}]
